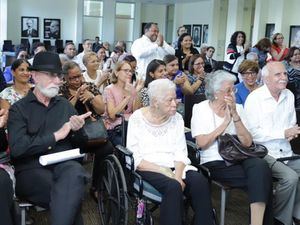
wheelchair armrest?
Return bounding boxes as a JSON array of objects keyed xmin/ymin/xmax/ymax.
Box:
[
  {"xmin": 115, "ymin": 145, "xmax": 134, "ymax": 172},
  {"xmin": 116, "ymin": 145, "xmax": 132, "ymax": 157},
  {"xmin": 186, "ymin": 140, "xmax": 201, "ymax": 165},
  {"xmin": 277, "ymin": 155, "xmax": 300, "ymax": 162}
]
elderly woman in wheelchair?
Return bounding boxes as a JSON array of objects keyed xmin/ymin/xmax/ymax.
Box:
[
  {"xmin": 191, "ymin": 70, "xmax": 273, "ymax": 225},
  {"xmin": 126, "ymin": 79, "xmax": 214, "ymax": 225}
]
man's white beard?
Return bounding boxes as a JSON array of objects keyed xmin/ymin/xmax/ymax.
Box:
[{"xmin": 36, "ymin": 83, "xmax": 59, "ymax": 98}]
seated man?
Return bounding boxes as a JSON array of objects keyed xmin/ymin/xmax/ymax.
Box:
[
  {"xmin": 8, "ymin": 52, "xmax": 91, "ymax": 225},
  {"xmin": 245, "ymin": 61, "xmax": 300, "ymax": 225}
]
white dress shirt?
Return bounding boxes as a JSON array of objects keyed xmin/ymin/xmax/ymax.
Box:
[
  {"xmin": 244, "ymin": 85, "xmax": 296, "ymax": 159},
  {"xmin": 131, "ymin": 35, "xmax": 175, "ymax": 80},
  {"xmin": 75, "ymin": 52, "xmax": 86, "ymax": 72}
]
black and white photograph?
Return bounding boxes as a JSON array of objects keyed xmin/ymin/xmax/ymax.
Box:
[
  {"xmin": 192, "ymin": 24, "xmax": 202, "ymax": 47},
  {"xmin": 44, "ymin": 18, "xmax": 61, "ymax": 39},
  {"xmin": 265, "ymin": 23, "xmax": 275, "ymax": 39},
  {"xmin": 183, "ymin": 24, "xmax": 192, "ymax": 36},
  {"xmin": 202, "ymin": 24, "xmax": 209, "ymax": 44},
  {"xmin": 21, "ymin": 16, "xmax": 39, "ymax": 38},
  {"xmin": 289, "ymin": 25, "xmax": 300, "ymax": 47}
]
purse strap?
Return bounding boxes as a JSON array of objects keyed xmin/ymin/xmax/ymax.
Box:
[{"xmin": 84, "ymin": 103, "xmax": 97, "ymax": 122}]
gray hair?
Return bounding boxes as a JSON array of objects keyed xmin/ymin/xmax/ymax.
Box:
[
  {"xmin": 261, "ymin": 61, "xmax": 285, "ymax": 82},
  {"xmin": 205, "ymin": 70, "xmax": 236, "ymax": 101},
  {"xmin": 148, "ymin": 79, "xmax": 175, "ymax": 106},
  {"xmin": 246, "ymin": 52, "xmax": 258, "ymax": 61}
]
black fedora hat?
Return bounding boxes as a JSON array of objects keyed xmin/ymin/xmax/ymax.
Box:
[{"xmin": 29, "ymin": 52, "xmax": 62, "ymax": 74}]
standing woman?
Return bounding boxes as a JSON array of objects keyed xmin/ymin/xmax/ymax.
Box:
[
  {"xmin": 271, "ymin": 33, "xmax": 289, "ymax": 61},
  {"xmin": 223, "ymin": 31, "xmax": 250, "ymax": 81},
  {"xmin": 103, "ymin": 61, "xmax": 144, "ymax": 146},
  {"xmin": 0, "ymin": 59, "xmax": 32, "ymax": 110},
  {"xmin": 175, "ymin": 33, "xmax": 199, "ymax": 73},
  {"xmin": 82, "ymin": 52, "xmax": 109, "ymax": 92}
]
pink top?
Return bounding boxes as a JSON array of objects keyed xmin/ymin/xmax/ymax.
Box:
[{"xmin": 103, "ymin": 84, "xmax": 137, "ymax": 130}]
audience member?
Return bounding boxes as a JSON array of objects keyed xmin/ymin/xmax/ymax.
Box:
[
  {"xmin": 92, "ymin": 36, "xmax": 101, "ymax": 53},
  {"xmin": 96, "ymin": 45, "xmax": 108, "ymax": 70},
  {"xmin": 175, "ymin": 33, "xmax": 199, "ymax": 72},
  {"xmin": 140, "ymin": 59, "xmax": 167, "ymax": 106},
  {"xmin": 283, "ymin": 47, "xmax": 300, "ymax": 108},
  {"xmin": 82, "ymin": 52, "xmax": 109, "ymax": 92},
  {"xmin": 0, "ymin": 70, "xmax": 6, "ymax": 92},
  {"xmin": 235, "ymin": 60, "xmax": 260, "ymax": 106},
  {"xmin": 271, "ymin": 33, "xmax": 289, "ymax": 61},
  {"xmin": 244, "ymin": 61, "xmax": 300, "ymax": 225},
  {"xmin": 61, "ymin": 61, "xmax": 113, "ymax": 199},
  {"xmin": 186, "ymin": 54, "xmax": 206, "ymax": 95},
  {"xmin": 191, "ymin": 70, "xmax": 273, "ymax": 225},
  {"xmin": 199, "ymin": 43, "xmax": 209, "ymax": 56},
  {"xmin": 63, "ymin": 42, "xmax": 77, "ymax": 61},
  {"xmin": 0, "ymin": 59, "xmax": 32, "ymax": 110},
  {"xmin": 172, "ymin": 25, "xmax": 187, "ymax": 49},
  {"xmin": 250, "ymin": 38, "xmax": 272, "ymax": 68},
  {"xmin": 8, "ymin": 52, "xmax": 90, "ymax": 225},
  {"xmin": 28, "ymin": 42, "xmax": 46, "ymax": 65},
  {"xmin": 76, "ymin": 39, "xmax": 93, "ymax": 71},
  {"xmin": 102, "ymin": 41, "xmax": 111, "ymax": 58},
  {"xmin": 204, "ymin": 46, "xmax": 217, "ymax": 72},
  {"xmin": 123, "ymin": 55, "xmax": 137, "ymax": 83},
  {"xmin": 127, "ymin": 79, "xmax": 214, "ymax": 225},
  {"xmin": 131, "ymin": 22, "xmax": 175, "ymax": 79},
  {"xmin": 103, "ymin": 61, "xmax": 144, "ymax": 146},
  {"xmin": 0, "ymin": 108, "xmax": 13, "ymax": 225},
  {"xmin": 103, "ymin": 46, "xmax": 124, "ymax": 71},
  {"xmin": 224, "ymin": 31, "xmax": 250, "ymax": 80}
]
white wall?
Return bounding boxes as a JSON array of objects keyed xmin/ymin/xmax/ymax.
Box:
[{"xmin": 7, "ymin": 0, "xmax": 78, "ymax": 45}]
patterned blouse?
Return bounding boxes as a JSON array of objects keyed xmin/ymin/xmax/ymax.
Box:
[{"xmin": 0, "ymin": 86, "xmax": 27, "ymax": 105}]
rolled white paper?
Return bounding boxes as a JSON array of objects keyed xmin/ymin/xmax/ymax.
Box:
[{"xmin": 39, "ymin": 148, "xmax": 85, "ymax": 166}]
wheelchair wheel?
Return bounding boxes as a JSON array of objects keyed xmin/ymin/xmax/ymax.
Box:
[{"xmin": 98, "ymin": 154, "xmax": 128, "ymax": 225}]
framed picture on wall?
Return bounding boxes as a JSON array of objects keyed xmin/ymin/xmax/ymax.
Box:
[
  {"xmin": 265, "ymin": 23, "xmax": 275, "ymax": 39},
  {"xmin": 44, "ymin": 18, "xmax": 61, "ymax": 39},
  {"xmin": 202, "ymin": 24, "xmax": 209, "ymax": 44},
  {"xmin": 183, "ymin": 25, "xmax": 192, "ymax": 36},
  {"xmin": 192, "ymin": 24, "xmax": 202, "ymax": 47},
  {"xmin": 21, "ymin": 16, "xmax": 39, "ymax": 38},
  {"xmin": 289, "ymin": 25, "xmax": 300, "ymax": 47}
]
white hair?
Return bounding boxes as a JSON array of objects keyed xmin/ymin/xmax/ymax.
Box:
[
  {"xmin": 205, "ymin": 70, "xmax": 236, "ymax": 101},
  {"xmin": 147, "ymin": 79, "xmax": 175, "ymax": 106},
  {"xmin": 246, "ymin": 52, "xmax": 258, "ymax": 61}
]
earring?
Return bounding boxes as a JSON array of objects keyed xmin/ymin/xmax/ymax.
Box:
[{"xmin": 215, "ymin": 96, "xmax": 218, "ymax": 100}]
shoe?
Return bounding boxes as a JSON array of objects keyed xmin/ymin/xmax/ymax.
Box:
[{"xmin": 89, "ymin": 187, "xmax": 98, "ymax": 203}]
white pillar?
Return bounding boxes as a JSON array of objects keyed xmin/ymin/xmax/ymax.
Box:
[
  {"xmin": 102, "ymin": 0, "xmax": 116, "ymax": 46},
  {"xmin": 0, "ymin": 0, "xmax": 8, "ymax": 48}
]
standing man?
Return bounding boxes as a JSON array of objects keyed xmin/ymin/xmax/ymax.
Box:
[
  {"xmin": 76, "ymin": 39, "xmax": 93, "ymax": 71},
  {"xmin": 8, "ymin": 52, "xmax": 90, "ymax": 225},
  {"xmin": 245, "ymin": 61, "xmax": 300, "ymax": 225},
  {"xmin": 131, "ymin": 22, "xmax": 175, "ymax": 80},
  {"xmin": 204, "ymin": 46, "xmax": 217, "ymax": 72}
]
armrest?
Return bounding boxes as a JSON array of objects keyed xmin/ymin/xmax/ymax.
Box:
[
  {"xmin": 186, "ymin": 140, "xmax": 201, "ymax": 165},
  {"xmin": 115, "ymin": 144, "xmax": 132, "ymax": 157},
  {"xmin": 115, "ymin": 145, "xmax": 134, "ymax": 172}
]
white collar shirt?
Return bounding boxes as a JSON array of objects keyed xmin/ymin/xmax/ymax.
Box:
[
  {"xmin": 131, "ymin": 35, "xmax": 175, "ymax": 80},
  {"xmin": 244, "ymin": 85, "xmax": 296, "ymax": 159}
]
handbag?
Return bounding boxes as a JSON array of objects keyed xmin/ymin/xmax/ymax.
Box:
[
  {"xmin": 82, "ymin": 104, "xmax": 108, "ymax": 148},
  {"xmin": 218, "ymin": 133, "xmax": 268, "ymax": 165}
]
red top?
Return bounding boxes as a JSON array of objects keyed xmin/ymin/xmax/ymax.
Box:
[{"xmin": 271, "ymin": 45, "xmax": 289, "ymax": 61}]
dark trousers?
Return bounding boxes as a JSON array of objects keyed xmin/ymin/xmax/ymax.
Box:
[
  {"xmin": 0, "ymin": 169, "xmax": 14, "ymax": 225},
  {"xmin": 138, "ymin": 170, "xmax": 214, "ymax": 225},
  {"xmin": 203, "ymin": 158, "xmax": 273, "ymax": 225},
  {"xmin": 15, "ymin": 160, "xmax": 88, "ymax": 225}
]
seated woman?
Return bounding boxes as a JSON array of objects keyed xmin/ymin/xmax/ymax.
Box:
[
  {"xmin": 235, "ymin": 60, "xmax": 260, "ymax": 106},
  {"xmin": 140, "ymin": 59, "xmax": 167, "ymax": 107},
  {"xmin": 271, "ymin": 33, "xmax": 289, "ymax": 61},
  {"xmin": 127, "ymin": 79, "xmax": 214, "ymax": 225},
  {"xmin": 191, "ymin": 70, "xmax": 273, "ymax": 225},
  {"xmin": 96, "ymin": 45, "xmax": 108, "ymax": 70},
  {"xmin": 103, "ymin": 61, "xmax": 143, "ymax": 146},
  {"xmin": 0, "ymin": 59, "xmax": 32, "ymax": 110},
  {"xmin": 0, "ymin": 108, "xmax": 14, "ymax": 225},
  {"xmin": 122, "ymin": 54, "xmax": 137, "ymax": 83},
  {"xmin": 60, "ymin": 61, "xmax": 113, "ymax": 198},
  {"xmin": 283, "ymin": 47, "xmax": 300, "ymax": 108},
  {"xmin": 82, "ymin": 52, "xmax": 109, "ymax": 92},
  {"xmin": 175, "ymin": 33, "xmax": 199, "ymax": 72},
  {"xmin": 187, "ymin": 54, "xmax": 206, "ymax": 95},
  {"xmin": 250, "ymin": 38, "xmax": 272, "ymax": 69}
]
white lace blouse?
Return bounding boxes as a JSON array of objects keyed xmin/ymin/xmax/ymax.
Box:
[{"xmin": 126, "ymin": 109, "xmax": 191, "ymax": 171}]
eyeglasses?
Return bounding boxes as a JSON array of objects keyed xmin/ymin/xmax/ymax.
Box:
[
  {"xmin": 39, "ymin": 71, "xmax": 64, "ymax": 80},
  {"xmin": 68, "ymin": 75, "xmax": 82, "ymax": 81},
  {"xmin": 242, "ymin": 71, "xmax": 257, "ymax": 77},
  {"xmin": 120, "ymin": 69, "xmax": 132, "ymax": 74},
  {"xmin": 194, "ymin": 62, "xmax": 205, "ymax": 66}
]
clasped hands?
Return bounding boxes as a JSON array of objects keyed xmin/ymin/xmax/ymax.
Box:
[
  {"xmin": 159, "ymin": 166, "xmax": 185, "ymax": 190},
  {"xmin": 285, "ymin": 125, "xmax": 300, "ymax": 141},
  {"xmin": 76, "ymin": 84, "xmax": 94, "ymax": 104}
]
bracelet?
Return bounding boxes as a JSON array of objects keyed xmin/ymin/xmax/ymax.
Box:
[{"xmin": 233, "ymin": 117, "xmax": 241, "ymax": 123}]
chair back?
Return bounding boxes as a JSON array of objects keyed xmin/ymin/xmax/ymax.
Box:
[{"xmin": 184, "ymin": 94, "xmax": 206, "ymax": 128}]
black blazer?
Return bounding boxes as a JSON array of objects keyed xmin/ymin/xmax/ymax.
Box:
[{"xmin": 22, "ymin": 29, "xmax": 38, "ymax": 37}]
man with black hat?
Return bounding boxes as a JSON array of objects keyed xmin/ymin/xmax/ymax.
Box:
[{"xmin": 7, "ymin": 51, "xmax": 90, "ymax": 225}]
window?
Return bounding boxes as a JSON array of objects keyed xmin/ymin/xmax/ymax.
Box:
[
  {"xmin": 115, "ymin": 2, "xmax": 135, "ymax": 51},
  {"xmin": 83, "ymin": 0, "xmax": 103, "ymax": 40}
]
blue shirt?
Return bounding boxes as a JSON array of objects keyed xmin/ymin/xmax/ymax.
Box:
[{"xmin": 235, "ymin": 82, "xmax": 250, "ymax": 106}]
